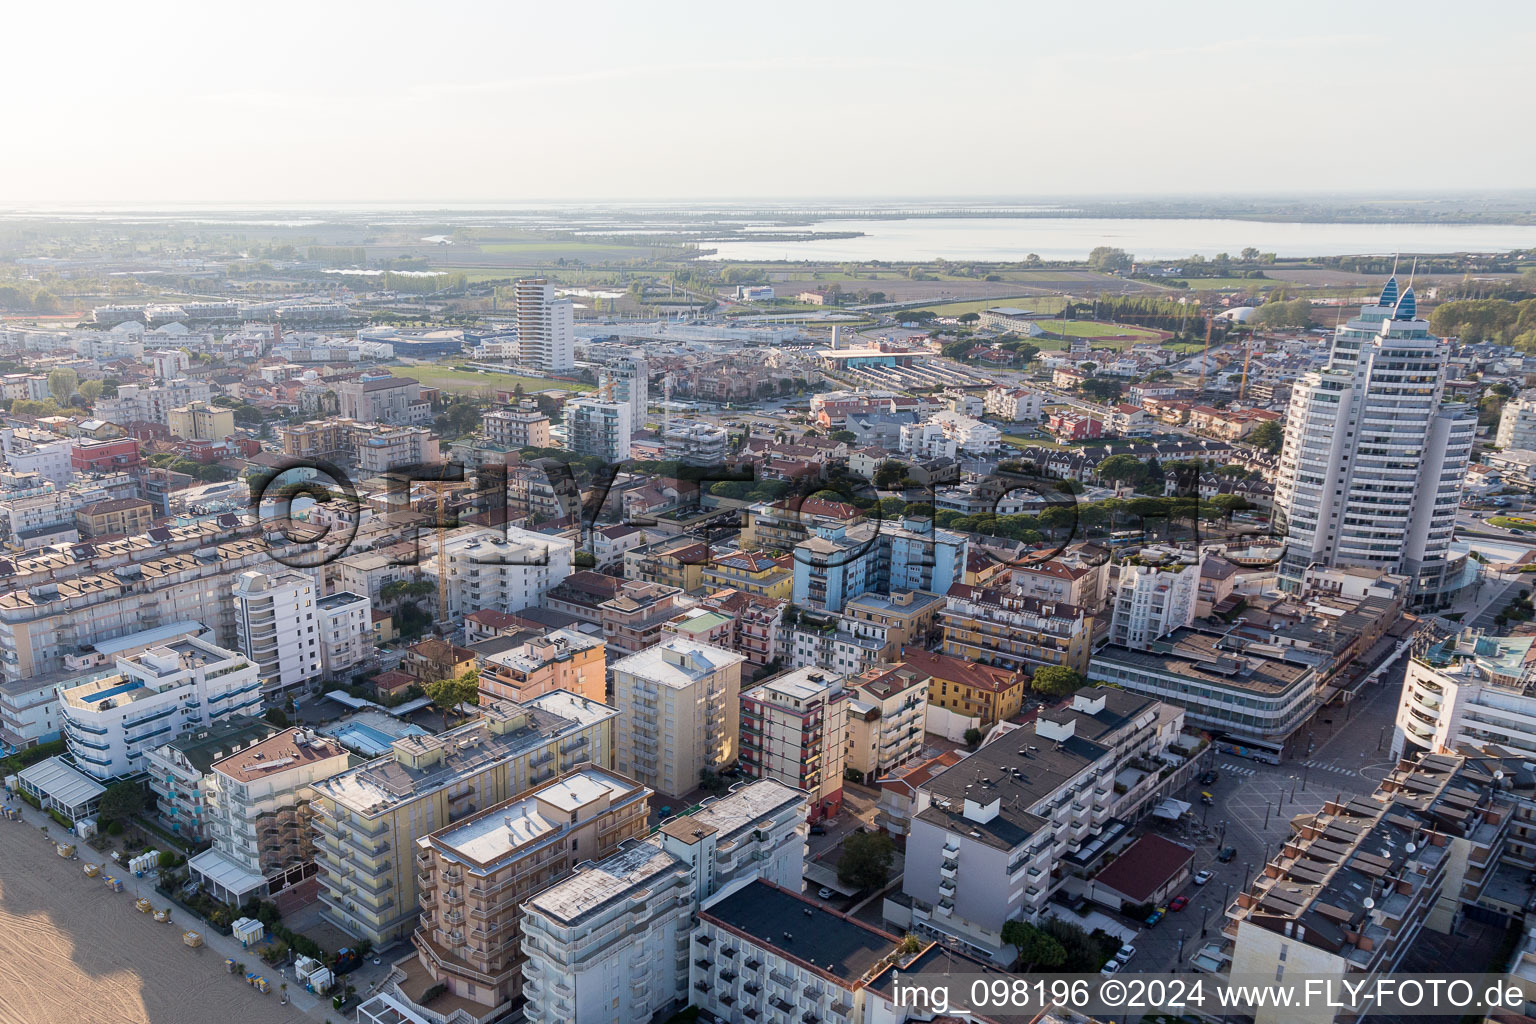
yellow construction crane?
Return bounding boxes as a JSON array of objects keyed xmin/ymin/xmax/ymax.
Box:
[
  {"xmin": 1198, "ymin": 310, "xmax": 1214, "ymax": 394},
  {"xmin": 1239, "ymin": 338, "xmax": 1256, "ymax": 400},
  {"xmin": 416, "ymin": 477, "xmax": 456, "ymax": 625}
]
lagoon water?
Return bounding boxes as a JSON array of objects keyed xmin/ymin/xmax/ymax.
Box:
[{"xmin": 703, "ymin": 217, "xmax": 1536, "ymax": 262}]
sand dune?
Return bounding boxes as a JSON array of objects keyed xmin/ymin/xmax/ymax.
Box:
[{"xmin": 0, "ymin": 818, "xmax": 312, "ymax": 1024}]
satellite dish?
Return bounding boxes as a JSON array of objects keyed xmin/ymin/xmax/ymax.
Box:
[
  {"xmin": 1496, "ymin": 770, "xmax": 1505, "ymax": 781},
  {"xmin": 1362, "ymin": 897, "xmax": 1375, "ymax": 909},
  {"xmin": 1405, "ymin": 843, "xmax": 1416, "ymax": 853}
]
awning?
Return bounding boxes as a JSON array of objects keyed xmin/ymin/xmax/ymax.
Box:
[
  {"xmin": 17, "ymin": 757, "xmax": 105, "ymax": 811},
  {"xmin": 1152, "ymin": 798, "xmax": 1191, "ymax": 821},
  {"xmin": 189, "ymin": 849, "xmax": 267, "ymax": 899}
]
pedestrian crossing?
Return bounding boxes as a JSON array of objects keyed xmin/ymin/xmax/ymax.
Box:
[
  {"xmin": 1220, "ymin": 763, "xmax": 1257, "ymax": 776},
  {"xmin": 1218, "ymin": 759, "xmax": 1359, "ymax": 778},
  {"xmin": 1300, "ymin": 759, "xmax": 1360, "ymax": 777}
]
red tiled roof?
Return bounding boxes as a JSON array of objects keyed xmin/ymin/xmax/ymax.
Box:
[
  {"xmin": 1090, "ymin": 834, "xmax": 1194, "ymax": 903},
  {"xmin": 900, "ymin": 649, "xmax": 1024, "ymax": 694}
]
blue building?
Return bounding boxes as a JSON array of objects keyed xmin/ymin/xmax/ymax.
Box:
[{"xmin": 792, "ymin": 516, "xmax": 967, "ymax": 612}]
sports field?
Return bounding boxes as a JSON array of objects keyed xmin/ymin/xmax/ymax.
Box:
[{"xmin": 385, "ymin": 364, "xmax": 592, "ymax": 395}]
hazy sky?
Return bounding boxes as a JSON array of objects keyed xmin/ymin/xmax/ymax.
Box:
[{"xmin": 5, "ymin": 0, "xmax": 1534, "ymax": 203}]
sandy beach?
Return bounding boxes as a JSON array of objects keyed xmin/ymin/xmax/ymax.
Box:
[{"xmin": 0, "ymin": 815, "xmax": 313, "ymax": 1024}]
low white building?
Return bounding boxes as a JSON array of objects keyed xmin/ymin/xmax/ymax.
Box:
[
  {"xmin": 59, "ymin": 636, "xmax": 263, "ymax": 780},
  {"xmin": 983, "ymin": 386, "xmax": 1044, "ymax": 422}
]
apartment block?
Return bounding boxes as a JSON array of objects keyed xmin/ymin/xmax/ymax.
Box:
[
  {"xmin": 483, "ymin": 401, "xmax": 552, "ymax": 449},
  {"xmin": 612, "ymin": 638, "xmax": 744, "ymax": 798},
  {"xmin": 168, "ymin": 401, "xmax": 235, "ymax": 441},
  {"xmin": 59, "ymin": 635, "xmax": 263, "ymax": 780},
  {"xmin": 903, "ymin": 648, "xmax": 1028, "ymax": 730},
  {"xmin": 520, "ymin": 780, "xmax": 808, "ymax": 1024},
  {"xmin": 792, "ymin": 517, "xmax": 967, "ymax": 613},
  {"xmin": 401, "ymin": 766, "xmax": 650, "ymax": 1023},
  {"xmin": 515, "ymin": 278, "xmax": 576, "ymax": 373},
  {"xmin": 310, "ymin": 691, "xmax": 619, "ymax": 944},
  {"xmin": 144, "ymin": 715, "xmax": 278, "ymax": 842},
  {"xmin": 699, "ymin": 549, "xmax": 794, "ymax": 601},
  {"xmin": 845, "ymin": 663, "xmax": 930, "ymax": 783},
  {"xmin": 336, "ymin": 375, "xmax": 430, "ymax": 426},
  {"xmin": 941, "ymin": 584, "xmax": 1092, "ymax": 675},
  {"xmin": 1214, "ymin": 753, "xmax": 1512, "ymax": 1024},
  {"xmin": 1109, "ymin": 554, "xmax": 1201, "ymax": 649},
  {"xmin": 74, "ymin": 497, "xmax": 155, "ymax": 539},
  {"xmin": 477, "ymin": 628, "xmax": 606, "ymax": 704},
  {"xmin": 598, "ymin": 580, "xmax": 693, "ymax": 655},
  {"xmin": 428, "ymin": 527, "xmax": 574, "ymax": 620},
  {"xmin": 233, "ymin": 569, "xmax": 321, "ymax": 696},
  {"xmin": 564, "ymin": 398, "xmax": 632, "ymax": 463},
  {"xmin": 740, "ymin": 667, "xmax": 849, "ymax": 822},
  {"xmin": 190, "ymin": 727, "xmax": 349, "ymax": 905},
  {"xmin": 317, "ymin": 590, "xmax": 372, "ymax": 679},
  {"xmin": 900, "ymin": 687, "xmax": 1186, "ymax": 963}
]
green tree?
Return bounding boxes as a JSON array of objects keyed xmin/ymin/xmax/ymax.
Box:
[
  {"xmin": 1248, "ymin": 419, "xmax": 1283, "ymax": 453},
  {"xmin": 1096, "ymin": 454, "xmax": 1147, "ymax": 490},
  {"xmin": 963, "ymin": 727, "xmax": 983, "ymax": 748},
  {"xmin": 78, "ymin": 379, "xmax": 104, "ymax": 402},
  {"xmin": 1031, "ymin": 665, "xmax": 1084, "ymax": 697},
  {"xmin": 97, "ymin": 781, "xmax": 145, "ymax": 825},
  {"xmin": 424, "ymin": 668, "xmax": 481, "ymax": 731},
  {"xmin": 48, "ymin": 368, "xmax": 78, "ymax": 402},
  {"xmin": 836, "ymin": 830, "xmax": 895, "ymax": 891},
  {"xmin": 1001, "ymin": 920, "xmax": 1068, "ymax": 972},
  {"xmin": 957, "ymin": 312, "xmax": 981, "ymax": 324},
  {"xmin": 1087, "ymin": 247, "xmax": 1133, "ymax": 274}
]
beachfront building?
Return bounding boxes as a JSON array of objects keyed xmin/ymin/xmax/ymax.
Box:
[
  {"xmin": 1109, "ymin": 555, "xmax": 1201, "ymax": 650},
  {"xmin": 59, "ymin": 636, "xmax": 263, "ymax": 781},
  {"xmin": 611, "ymin": 638, "xmax": 744, "ymax": 798},
  {"xmin": 740, "ymin": 667, "xmax": 849, "ymax": 822},
  {"xmin": 400, "ymin": 766, "xmax": 650, "ymax": 1023},
  {"xmin": 1273, "ymin": 276, "xmax": 1475, "ymax": 609},
  {"xmin": 519, "ymin": 780, "xmax": 809, "ymax": 1024},
  {"xmin": 144, "ymin": 715, "xmax": 278, "ymax": 841},
  {"xmin": 190, "ymin": 727, "xmax": 350, "ymax": 905},
  {"xmin": 233, "ymin": 569, "xmax": 321, "ymax": 697},
  {"xmin": 310, "ymin": 690, "xmax": 619, "ymax": 944}
]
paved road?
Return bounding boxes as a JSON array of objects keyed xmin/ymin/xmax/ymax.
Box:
[{"xmin": 1125, "ymin": 659, "xmax": 1408, "ymax": 975}]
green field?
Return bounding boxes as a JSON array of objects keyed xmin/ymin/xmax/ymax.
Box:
[
  {"xmin": 1035, "ymin": 319, "xmax": 1164, "ymax": 339},
  {"xmin": 1173, "ymin": 277, "xmax": 1286, "ymax": 291},
  {"xmin": 385, "ymin": 364, "xmax": 592, "ymax": 395},
  {"xmin": 905, "ymin": 295, "xmax": 1068, "ymax": 317}
]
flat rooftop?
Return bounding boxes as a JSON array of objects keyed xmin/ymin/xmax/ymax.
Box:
[
  {"xmin": 523, "ymin": 838, "xmax": 680, "ymax": 927},
  {"xmin": 701, "ymin": 880, "xmax": 899, "ymax": 986},
  {"xmin": 212, "ymin": 727, "xmax": 347, "ymax": 783},
  {"xmin": 1096, "ymin": 628, "xmax": 1314, "ymax": 696},
  {"xmin": 430, "ymin": 766, "xmax": 645, "ymax": 867}
]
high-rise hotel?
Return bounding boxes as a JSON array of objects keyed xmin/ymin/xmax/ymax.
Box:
[
  {"xmin": 514, "ymin": 277, "xmax": 576, "ymax": 373},
  {"xmin": 1273, "ymin": 276, "xmax": 1474, "ymax": 608}
]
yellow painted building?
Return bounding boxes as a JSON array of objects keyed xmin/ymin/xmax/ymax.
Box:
[
  {"xmin": 699, "ymin": 549, "xmax": 794, "ymax": 600},
  {"xmin": 903, "ymin": 648, "xmax": 1027, "ymax": 727}
]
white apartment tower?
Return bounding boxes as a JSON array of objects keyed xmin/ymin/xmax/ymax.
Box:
[
  {"xmin": 1109, "ymin": 555, "xmax": 1201, "ymax": 650},
  {"xmin": 598, "ymin": 355, "xmax": 649, "ymax": 420},
  {"xmin": 1273, "ymin": 276, "xmax": 1475, "ymax": 609},
  {"xmin": 515, "ymin": 277, "xmax": 576, "ymax": 372},
  {"xmin": 232, "ymin": 570, "xmax": 321, "ymax": 696},
  {"xmin": 564, "ymin": 398, "xmax": 632, "ymax": 463}
]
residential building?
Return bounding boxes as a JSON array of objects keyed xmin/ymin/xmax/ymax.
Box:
[
  {"xmin": 611, "ymin": 638, "xmax": 744, "ymax": 797},
  {"xmin": 792, "ymin": 517, "xmax": 967, "ymax": 613},
  {"xmin": 516, "ymin": 278, "xmax": 576, "ymax": 372},
  {"xmin": 786, "ymin": 609, "xmax": 887, "ymax": 678},
  {"xmin": 661, "ymin": 421, "xmax": 729, "ymax": 466},
  {"xmin": 350, "ymin": 422, "xmax": 441, "ymax": 474},
  {"xmin": 740, "ymin": 667, "xmax": 849, "ymax": 822},
  {"xmin": 190, "ymin": 727, "xmax": 350, "ymax": 905},
  {"xmin": 1109, "ymin": 554, "xmax": 1202, "ymax": 649},
  {"xmin": 167, "ymin": 401, "xmax": 235, "ymax": 441},
  {"xmin": 144, "ymin": 715, "xmax": 279, "ymax": 841},
  {"xmin": 59, "ymin": 636, "xmax": 263, "ymax": 780},
  {"xmin": 941, "ymin": 584, "xmax": 1092, "ymax": 674},
  {"xmin": 903, "ymin": 649, "xmax": 1028, "ymax": 730},
  {"xmin": 310, "ymin": 690, "xmax": 620, "ymax": 943},
  {"xmin": 1497, "ymin": 391, "xmax": 1536, "ymax": 449},
  {"xmin": 690, "ymin": 881, "xmax": 915, "ymax": 1024},
  {"xmin": 697, "ymin": 588, "xmax": 787, "ymax": 667},
  {"xmin": 738, "ymin": 496, "xmax": 862, "ymax": 553},
  {"xmin": 1010, "ymin": 554, "xmax": 1109, "ymax": 611},
  {"xmin": 1216, "ymin": 753, "xmax": 1511, "ymax": 1024},
  {"xmin": 699, "ymin": 549, "xmax": 793, "ymax": 600},
  {"xmin": 477, "ymin": 628, "xmax": 606, "ymax": 704},
  {"xmin": 845, "ymin": 663, "xmax": 929, "ymax": 783},
  {"xmin": 1393, "ymin": 627, "xmax": 1536, "ymax": 759},
  {"xmin": 233, "ymin": 569, "xmax": 321, "ymax": 696},
  {"xmin": 483, "ymin": 401, "xmax": 552, "ymax": 448},
  {"xmin": 1088, "ymin": 627, "xmax": 1319, "ymax": 746},
  {"xmin": 901, "ymin": 687, "xmax": 1187, "ymax": 962},
  {"xmin": 597, "ymin": 355, "xmax": 648, "ymax": 420},
  {"xmin": 1273, "ymin": 276, "xmax": 1475, "ymax": 609},
  {"xmin": 401, "ymin": 637, "xmax": 477, "ymax": 682},
  {"xmin": 983, "ymin": 385, "xmax": 1045, "ymax": 422},
  {"xmin": 564, "ymin": 398, "xmax": 632, "ymax": 463},
  {"xmin": 403, "ymin": 766, "xmax": 651, "ymax": 1023},
  {"xmin": 874, "ymin": 750, "xmax": 967, "ymax": 837},
  {"xmin": 336, "ymin": 375, "xmax": 431, "ymax": 425},
  {"xmin": 95, "ymin": 379, "xmax": 212, "ymax": 427},
  {"xmin": 1, "ymin": 429, "xmax": 74, "ymax": 485},
  {"xmin": 660, "ymin": 607, "xmax": 736, "ymax": 649},
  {"xmin": 428, "ymin": 527, "xmax": 574, "ymax": 620},
  {"xmin": 519, "ymin": 780, "xmax": 808, "ymax": 1024},
  {"xmin": 317, "ymin": 590, "xmax": 372, "ymax": 679},
  {"xmin": 840, "ymin": 589, "xmax": 945, "ymax": 655},
  {"xmin": 74, "ymin": 497, "xmax": 155, "ymax": 538},
  {"xmin": 599, "ymin": 580, "xmax": 693, "ymax": 654}
]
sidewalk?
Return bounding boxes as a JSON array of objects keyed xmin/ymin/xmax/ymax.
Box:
[{"xmin": 6, "ymin": 799, "xmax": 335, "ymax": 1023}]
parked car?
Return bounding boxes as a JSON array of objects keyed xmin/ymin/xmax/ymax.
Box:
[
  {"xmin": 1100, "ymin": 960, "xmax": 1121, "ymax": 976},
  {"xmin": 1199, "ymin": 770, "xmax": 1219, "ymax": 785},
  {"xmin": 1194, "ymin": 869, "xmax": 1214, "ymax": 885},
  {"xmin": 1169, "ymin": 895, "xmax": 1190, "ymax": 912},
  {"xmin": 809, "ymin": 825, "xmax": 827, "ymax": 836},
  {"xmin": 1114, "ymin": 944, "xmax": 1136, "ymax": 964},
  {"xmin": 1217, "ymin": 846, "xmax": 1237, "ymax": 862},
  {"xmin": 817, "ymin": 887, "xmax": 834, "ymax": 900}
]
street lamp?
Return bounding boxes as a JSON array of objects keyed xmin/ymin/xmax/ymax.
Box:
[
  {"xmin": 1378, "ymin": 725, "xmax": 1387, "ymax": 752},
  {"xmin": 1177, "ymin": 928, "xmax": 1186, "ymax": 963},
  {"xmin": 1264, "ymin": 801, "xmax": 1272, "ymax": 830}
]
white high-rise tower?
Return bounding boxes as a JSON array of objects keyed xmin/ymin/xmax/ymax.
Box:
[
  {"xmin": 514, "ymin": 278, "xmax": 575, "ymax": 372},
  {"xmin": 1273, "ymin": 275, "xmax": 1475, "ymax": 609}
]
